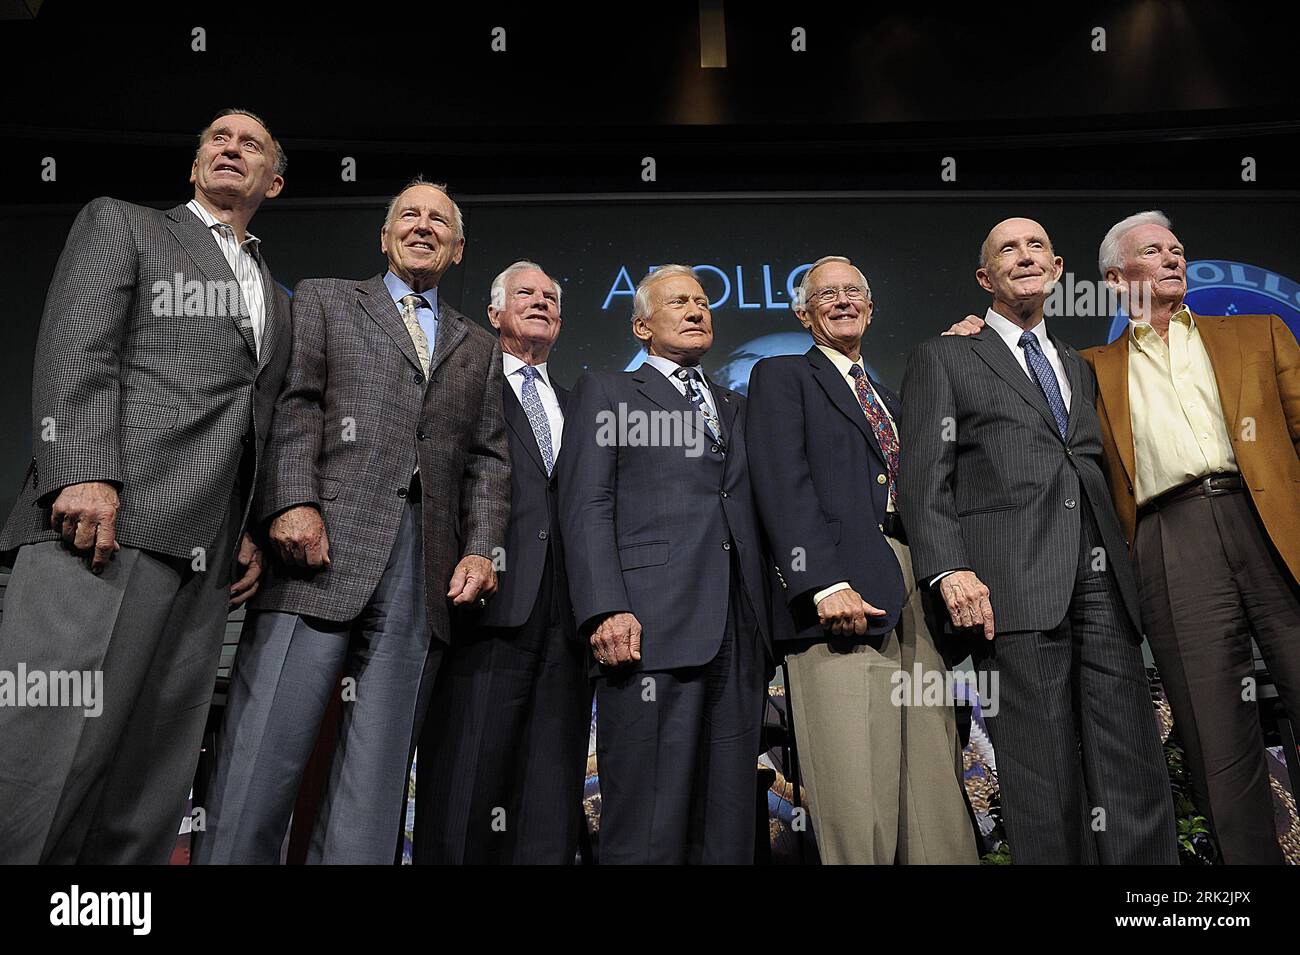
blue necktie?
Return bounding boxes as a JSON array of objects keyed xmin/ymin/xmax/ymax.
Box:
[
  {"xmin": 518, "ymin": 365, "xmax": 554, "ymax": 475},
  {"xmin": 676, "ymin": 366, "xmax": 724, "ymax": 445},
  {"xmin": 1018, "ymin": 330, "xmax": 1069, "ymax": 440}
]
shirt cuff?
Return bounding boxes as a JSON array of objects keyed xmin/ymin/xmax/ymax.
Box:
[
  {"xmin": 929, "ymin": 570, "xmax": 959, "ymax": 589},
  {"xmin": 812, "ymin": 581, "xmax": 851, "ymax": 605}
]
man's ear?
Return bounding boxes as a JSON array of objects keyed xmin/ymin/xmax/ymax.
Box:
[{"xmin": 975, "ymin": 267, "xmax": 994, "ymax": 295}]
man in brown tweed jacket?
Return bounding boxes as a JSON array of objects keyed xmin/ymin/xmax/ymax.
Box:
[{"xmin": 192, "ymin": 178, "xmax": 511, "ymax": 864}]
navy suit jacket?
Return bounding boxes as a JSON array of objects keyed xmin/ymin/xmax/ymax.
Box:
[
  {"xmin": 746, "ymin": 347, "xmax": 905, "ymax": 644},
  {"xmin": 476, "ymin": 376, "xmax": 571, "ymax": 630},
  {"xmin": 557, "ymin": 363, "xmax": 771, "ymax": 672}
]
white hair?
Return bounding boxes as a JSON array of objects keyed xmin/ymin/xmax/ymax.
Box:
[
  {"xmin": 383, "ymin": 176, "xmax": 465, "ymax": 241},
  {"xmin": 794, "ymin": 255, "xmax": 871, "ymax": 312},
  {"xmin": 632, "ymin": 264, "xmax": 700, "ymax": 323},
  {"xmin": 1098, "ymin": 210, "xmax": 1171, "ymax": 276},
  {"xmin": 489, "ymin": 260, "xmax": 561, "ymax": 311}
]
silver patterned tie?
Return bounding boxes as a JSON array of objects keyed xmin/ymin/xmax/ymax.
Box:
[
  {"xmin": 676, "ymin": 366, "xmax": 724, "ymax": 445},
  {"xmin": 519, "ymin": 365, "xmax": 554, "ymax": 475},
  {"xmin": 400, "ymin": 294, "xmax": 432, "ymax": 375}
]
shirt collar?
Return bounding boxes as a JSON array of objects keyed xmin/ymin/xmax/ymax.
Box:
[
  {"xmin": 503, "ymin": 351, "xmax": 551, "ymax": 389},
  {"xmin": 815, "ymin": 343, "xmax": 865, "ymax": 379},
  {"xmin": 186, "ymin": 199, "xmax": 260, "ymax": 256},
  {"xmin": 383, "ymin": 270, "xmax": 439, "ymax": 315},
  {"xmin": 1128, "ymin": 304, "xmax": 1194, "ymax": 354},
  {"xmin": 984, "ymin": 306, "xmax": 1049, "ymax": 353},
  {"xmin": 642, "ymin": 353, "xmax": 706, "ymax": 384}
]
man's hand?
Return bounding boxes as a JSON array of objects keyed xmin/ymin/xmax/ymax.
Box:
[
  {"xmin": 49, "ymin": 481, "xmax": 121, "ymax": 573},
  {"xmin": 590, "ymin": 611, "xmax": 642, "ymax": 667},
  {"xmin": 229, "ymin": 532, "xmax": 264, "ymax": 608},
  {"xmin": 938, "ymin": 570, "xmax": 996, "ymax": 639},
  {"xmin": 942, "ymin": 314, "xmax": 986, "ymax": 337},
  {"xmin": 448, "ymin": 554, "xmax": 497, "ymax": 606},
  {"xmin": 816, "ymin": 588, "xmax": 888, "ymax": 637},
  {"xmin": 268, "ymin": 505, "xmax": 331, "ymax": 568}
]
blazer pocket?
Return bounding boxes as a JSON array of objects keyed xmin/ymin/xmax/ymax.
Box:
[
  {"xmin": 956, "ymin": 502, "xmax": 1018, "ymax": 517},
  {"xmin": 120, "ymin": 400, "xmax": 179, "ymax": 430},
  {"xmin": 618, "ymin": 540, "xmax": 669, "ymax": 571},
  {"xmin": 318, "ymin": 478, "xmax": 342, "ymax": 501}
]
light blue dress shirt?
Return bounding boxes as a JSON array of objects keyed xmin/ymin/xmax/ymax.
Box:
[{"xmin": 383, "ymin": 271, "xmax": 439, "ymax": 355}]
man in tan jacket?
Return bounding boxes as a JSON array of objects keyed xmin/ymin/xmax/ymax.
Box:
[{"xmin": 948, "ymin": 210, "xmax": 1300, "ymax": 863}]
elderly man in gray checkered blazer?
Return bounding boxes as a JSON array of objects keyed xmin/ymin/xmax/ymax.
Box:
[
  {"xmin": 191, "ymin": 178, "xmax": 511, "ymax": 864},
  {"xmin": 0, "ymin": 109, "xmax": 291, "ymax": 864}
]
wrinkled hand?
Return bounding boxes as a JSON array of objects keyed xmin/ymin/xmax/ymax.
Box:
[
  {"xmin": 938, "ymin": 570, "xmax": 996, "ymax": 639},
  {"xmin": 942, "ymin": 314, "xmax": 986, "ymax": 337},
  {"xmin": 269, "ymin": 505, "xmax": 331, "ymax": 569},
  {"xmin": 229, "ymin": 532, "xmax": 264, "ymax": 608},
  {"xmin": 816, "ymin": 588, "xmax": 887, "ymax": 637},
  {"xmin": 448, "ymin": 554, "xmax": 497, "ymax": 606},
  {"xmin": 49, "ymin": 481, "xmax": 121, "ymax": 573},
  {"xmin": 590, "ymin": 611, "xmax": 642, "ymax": 667}
]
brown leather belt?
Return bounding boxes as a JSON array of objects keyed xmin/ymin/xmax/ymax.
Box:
[{"xmin": 1137, "ymin": 473, "xmax": 1243, "ymax": 520}]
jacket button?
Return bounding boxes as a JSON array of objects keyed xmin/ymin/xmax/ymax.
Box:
[
  {"xmin": 876, "ymin": 474, "xmax": 887, "ymax": 485},
  {"xmin": 416, "ymin": 429, "xmax": 427, "ymax": 440},
  {"xmin": 722, "ymin": 541, "xmax": 731, "ymax": 551},
  {"xmin": 538, "ymin": 530, "xmax": 549, "ymax": 540},
  {"xmin": 877, "ymin": 523, "xmax": 885, "ymax": 533},
  {"xmin": 397, "ymin": 487, "xmax": 408, "ymax": 498},
  {"xmin": 711, "ymin": 445, "xmax": 720, "ymax": 454},
  {"xmin": 414, "ymin": 373, "xmax": 425, "ymax": 385},
  {"xmin": 720, "ymin": 490, "xmax": 729, "ymax": 498},
  {"xmin": 1065, "ymin": 498, "xmax": 1076, "ymax": 509}
]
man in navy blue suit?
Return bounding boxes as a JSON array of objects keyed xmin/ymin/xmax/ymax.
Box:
[
  {"xmin": 746, "ymin": 256, "xmax": 977, "ymax": 864},
  {"xmin": 558, "ymin": 265, "xmax": 772, "ymax": 864}
]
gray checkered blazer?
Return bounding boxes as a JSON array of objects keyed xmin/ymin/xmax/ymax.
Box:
[
  {"xmin": 0, "ymin": 198, "xmax": 291, "ymax": 560},
  {"xmin": 251, "ymin": 274, "xmax": 511, "ymax": 643}
]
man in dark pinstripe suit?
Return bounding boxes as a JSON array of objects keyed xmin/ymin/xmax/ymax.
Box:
[
  {"xmin": 0, "ymin": 109, "xmax": 291, "ymax": 863},
  {"xmin": 898, "ymin": 217, "xmax": 1177, "ymax": 864},
  {"xmin": 192, "ymin": 179, "xmax": 511, "ymax": 864}
]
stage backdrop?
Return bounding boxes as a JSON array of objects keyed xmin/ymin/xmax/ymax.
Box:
[{"xmin": 3, "ymin": 194, "xmax": 1299, "ymax": 520}]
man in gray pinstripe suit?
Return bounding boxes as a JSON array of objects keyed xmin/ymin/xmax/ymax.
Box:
[
  {"xmin": 0, "ymin": 109, "xmax": 290, "ymax": 863},
  {"xmin": 898, "ymin": 217, "xmax": 1177, "ymax": 864},
  {"xmin": 192, "ymin": 178, "xmax": 511, "ymax": 864}
]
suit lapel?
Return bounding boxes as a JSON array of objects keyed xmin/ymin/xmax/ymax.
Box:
[
  {"xmin": 1196, "ymin": 313, "xmax": 1244, "ymax": 433},
  {"xmin": 427, "ymin": 302, "xmax": 468, "ymax": 379},
  {"xmin": 164, "ymin": 204, "xmax": 257, "ymax": 359},
  {"xmin": 357, "ymin": 274, "xmax": 422, "ymax": 373},
  {"xmin": 254, "ymin": 257, "xmax": 281, "ymax": 373},
  {"xmin": 1092, "ymin": 333, "xmax": 1136, "ymax": 486},
  {"xmin": 1052, "ymin": 334, "xmax": 1084, "ymax": 444},
  {"xmin": 503, "ymin": 379, "xmax": 548, "ymax": 477},
  {"xmin": 631, "ymin": 363, "xmax": 695, "ymax": 415},
  {"xmin": 970, "ymin": 332, "xmax": 1062, "ymax": 438},
  {"xmin": 707, "ymin": 375, "xmax": 739, "ymax": 443},
  {"xmin": 807, "ymin": 347, "xmax": 885, "ymax": 464}
]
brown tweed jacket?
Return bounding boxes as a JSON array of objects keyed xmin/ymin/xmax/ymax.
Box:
[{"xmin": 252, "ymin": 273, "xmax": 510, "ymax": 642}]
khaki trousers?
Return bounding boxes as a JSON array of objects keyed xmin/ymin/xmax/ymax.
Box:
[{"xmin": 785, "ymin": 537, "xmax": 978, "ymax": 865}]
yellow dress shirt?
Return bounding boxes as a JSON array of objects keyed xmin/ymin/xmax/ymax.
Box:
[{"xmin": 1128, "ymin": 306, "xmax": 1238, "ymax": 506}]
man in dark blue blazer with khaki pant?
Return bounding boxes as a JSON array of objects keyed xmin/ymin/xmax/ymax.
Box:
[
  {"xmin": 558, "ymin": 265, "xmax": 772, "ymax": 864},
  {"xmin": 747, "ymin": 256, "xmax": 978, "ymax": 864}
]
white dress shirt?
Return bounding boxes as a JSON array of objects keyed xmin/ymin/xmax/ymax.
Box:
[
  {"xmin": 809, "ymin": 344, "xmax": 900, "ymax": 606},
  {"xmin": 503, "ymin": 352, "xmax": 564, "ymax": 459},
  {"xmin": 187, "ymin": 198, "xmax": 266, "ymax": 357},
  {"xmin": 641, "ymin": 354, "xmax": 720, "ymax": 419},
  {"xmin": 981, "ymin": 306, "xmax": 1072, "ymax": 410}
]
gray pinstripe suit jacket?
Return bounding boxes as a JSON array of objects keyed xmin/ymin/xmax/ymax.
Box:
[
  {"xmin": 897, "ymin": 327, "xmax": 1141, "ymax": 635},
  {"xmin": 0, "ymin": 198, "xmax": 291, "ymax": 561},
  {"xmin": 250, "ymin": 274, "xmax": 511, "ymax": 643}
]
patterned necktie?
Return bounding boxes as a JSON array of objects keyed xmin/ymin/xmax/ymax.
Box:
[
  {"xmin": 676, "ymin": 366, "xmax": 724, "ymax": 445},
  {"xmin": 400, "ymin": 294, "xmax": 432, "ymax": 375},
  {"xmin": 849, "ymin": 365, "xmax": 899, "ymax": 508},
  {"xmin": 1018, "ymin": 330, "xmax": 1069, "ymax": 440},
  {"xmin": 518, "ymin": 365, "xmax": 554, "ymax": 476}
]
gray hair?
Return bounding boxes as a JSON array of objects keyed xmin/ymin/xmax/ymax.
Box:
[
  {"xmin": 197, "ymin": 108, "xmax": 287, "ymax": 176},
  {"xmin": 489, "ymin": 260, "xmax": 562, "ymax": 311},
  {"xmin": 794, "ymin": 255, "xmax": 871, "ymax": 312},
  {"xmin": 632, "ymin": 264, "xmax": 700, "ymax": 323},
  {"xmin": 1098, "ymin": 210, "xmax": 1172, "ymax": 276},
  {"xmin": 384, "ymin": 176, "xmax": 465, "ymax": 242}
]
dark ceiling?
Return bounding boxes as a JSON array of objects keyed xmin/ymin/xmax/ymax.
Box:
[{"xmin": 3, "ymin": 1, "xmax": 1299, "ymax": 203}]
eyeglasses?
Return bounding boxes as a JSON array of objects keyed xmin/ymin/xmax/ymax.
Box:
[{"xmin": 809, "ymin": 285, "xmax": 868, "ymax": 305}]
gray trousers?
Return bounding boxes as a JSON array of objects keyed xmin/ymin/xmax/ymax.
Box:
[
  {"xmin": 192, "ymin": 494, "xmax": 440, "ymax": 864},
  {"xmin": 0, "ymin": 497, "xmax": 240, "ymax": 864}
]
